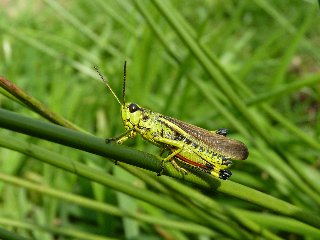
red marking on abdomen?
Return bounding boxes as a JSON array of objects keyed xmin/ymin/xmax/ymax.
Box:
[{"xmin": 176, "ymin": 154, "xmax": 210, "ymax": 169}]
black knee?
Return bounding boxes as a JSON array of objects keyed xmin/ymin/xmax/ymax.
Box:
[
  {"xmin": 216, "ymin": 128, "xmax": 228, "ymax": 137},
  {"xmin": 219, "ymin": 169, "xmax": 232, "ymax": 180}
]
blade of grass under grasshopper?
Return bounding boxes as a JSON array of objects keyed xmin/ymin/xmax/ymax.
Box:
[{"xmin": 0, "ymin": 109, "xmax": 320, "ymax": 229}]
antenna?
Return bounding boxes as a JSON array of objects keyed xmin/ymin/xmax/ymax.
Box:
[
  {"xmin": 94, "ymin": 66, "xmax": 121, "ymax": 105},
  {"xmin": 123, "ymin": 61, "xmax": 126, "ymax": 106}
]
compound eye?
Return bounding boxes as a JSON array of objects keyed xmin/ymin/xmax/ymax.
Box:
[{"xmin": 128, "ymin": 103, "xmax": 139, "ymax": 113}]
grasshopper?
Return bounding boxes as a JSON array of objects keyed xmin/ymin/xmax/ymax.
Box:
[{"xmin": 96, "ymin": 62, "xmax": 248, "ymax": 180}]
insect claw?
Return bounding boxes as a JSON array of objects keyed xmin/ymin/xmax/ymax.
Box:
[
  {"xmin": 105, "ymin": 138, "xmax": 115, "ymax": 143},
  {"xmin": 171, "ymin": 160, "xmax": 188, "ymax": 175},
  {"xmin": 157, "ymin": 161, "xmax": 165, "ymax": 176},
  {"xmin": 159, "ymin": 148, "xmax": 166, "ymax": 157},
  {"xmin": 216, "ymin": 128, "xmax": 228, "ymax": 137}
]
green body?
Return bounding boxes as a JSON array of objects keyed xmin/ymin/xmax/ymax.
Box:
[
  {"xmin": 101, "ymin": 62, "xmax": 248, "ymax": 180},
  {"xmin": 111, "ymin": 102, "xmax": 248, "ymax": 180}
]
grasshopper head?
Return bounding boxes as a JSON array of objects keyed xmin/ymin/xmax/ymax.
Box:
[{"xmin": 121, "ymin": 102, "xmax": 149, "ymax": 130}]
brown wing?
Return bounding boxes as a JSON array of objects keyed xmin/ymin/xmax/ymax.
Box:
[{"xmin": 164, "ymin": 116, "xmax": 249, "ymax": 160}]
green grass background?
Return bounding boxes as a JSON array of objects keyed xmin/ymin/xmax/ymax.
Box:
[{"xmin": 0, "ymin": 0, "xmax": 320, "ymax": 239}]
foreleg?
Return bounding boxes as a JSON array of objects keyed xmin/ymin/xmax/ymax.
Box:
[{"xmin": 106, "ymin": 129, "xmax": 136, "ymax": 144}]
